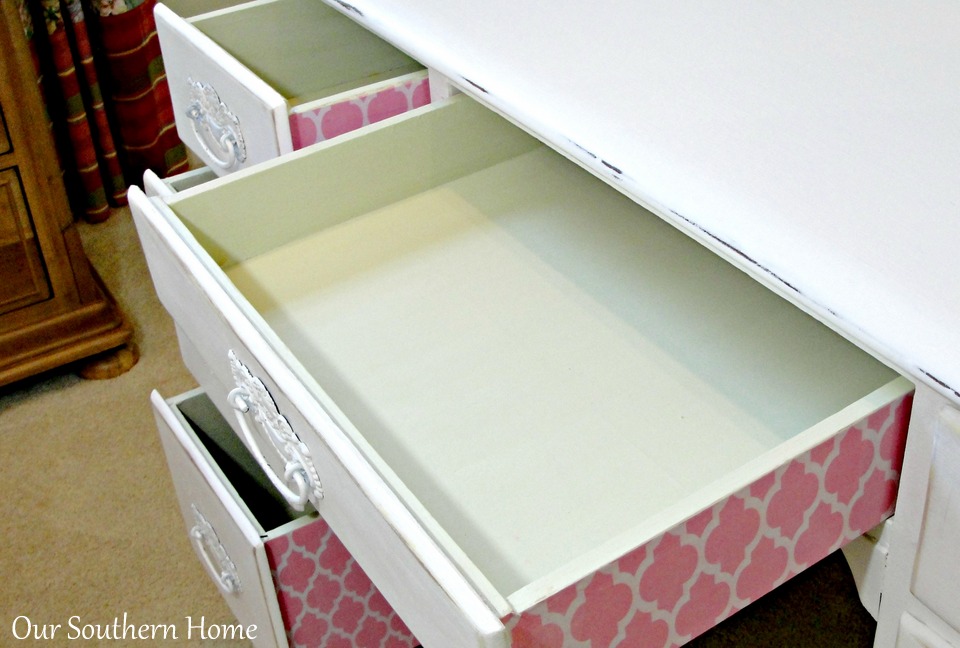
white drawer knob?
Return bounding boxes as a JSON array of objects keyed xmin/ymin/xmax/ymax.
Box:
[
  {"xmin": 227, "ymin": 350, "xmax": 323, "ymax": 510},
  {"xmin": 185, "ymin": 78, "xmax": 247, "ymax": 170},
  {"xmin": 189, "ymin": 505, "xmax": 241, "ymax": 595}
]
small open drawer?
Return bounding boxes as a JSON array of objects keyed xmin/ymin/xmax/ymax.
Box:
[
  {"xmin": 155, "ymin": 0, "xmax": 429, "ymax": 175},
  {"xmin": 151, "ymin": 388, "xmax": 418, "ymax": 648},
  {"xmin": 132, "ymin": 95, "xmax": 914, "ymax": 647},
  {"xmin": 144, "ymin": 166, "xmax": 218, "ymax": 198}
]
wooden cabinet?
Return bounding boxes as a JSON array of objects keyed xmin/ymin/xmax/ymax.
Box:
[
  {"xmin": 0, "ymin": 0, "xmax": 135, "ymax": 386},
  {"xmin": 0, "ymin": 164, "xmax": 50, "ymax": 314}
]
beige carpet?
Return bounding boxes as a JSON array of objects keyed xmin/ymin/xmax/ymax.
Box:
[
  {"xmin": 0, "ymin": 207, "xmax": 244, "ymax": 647},
  {"xmin": 0, "ymin": 205, "xmax": 875, "ymax": 647}
]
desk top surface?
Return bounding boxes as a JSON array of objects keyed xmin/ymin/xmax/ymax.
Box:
[{"xmin": 337, "ymin": 0, "xmax": 960, "ymax": 399}]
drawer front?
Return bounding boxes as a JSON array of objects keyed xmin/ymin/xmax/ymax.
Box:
[
  {"xmin": 156, "ymin": 4, "xmax": 288, "ymax": 175},
  {"xmin": 131, "ymin": 187, "xmax": 506, "ymax": 648},
  {"xmin": 152, "ymin": 389, "xmax": 290, "ymax": 647},
  {"xmin": 912, "ymin": 406, "xmax": 960, "ymax": 632}
]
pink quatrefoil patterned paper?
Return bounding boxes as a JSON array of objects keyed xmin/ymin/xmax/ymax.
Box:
[
  {"xmin": 264, "ymin": 519, "xmax": 418, "ymax": 648},
  {"xmin": 289, "ymin": 76, "xmax": 431, "ymax": 150},
  {"xmin": 504, "ymin": 391, "xmax": 912, "ymax": 648},
  {"xmin": 260, "ymin": 391, "xmax": 910, "ymax": 648}
]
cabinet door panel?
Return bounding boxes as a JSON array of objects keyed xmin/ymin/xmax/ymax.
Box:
[
  {"xmin": 897, "ymin": 614, "xmax": 956, "ymax": 648},
  {"xmin": 0, "ymin": 167, "xmax": 50, "ymax": 315},
  {"xmin": 912, "ymin": 406, "xmax": 960, "ymax": 633},
  {"xmin": 0, "ymin": 106, "xmax": 10, "ymax": 154}
]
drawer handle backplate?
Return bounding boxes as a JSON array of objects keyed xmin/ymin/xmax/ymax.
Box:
[
  {"xmin": 227, "ymin": 350, "xmax": 323, "ymax": 510},
  {"xmin": 185, "ymin": 78, "xmax": 247, "ymax": 170},
  {"xmin": 189, "ymin": 504, "xmax": 241, "ymax": 595}
]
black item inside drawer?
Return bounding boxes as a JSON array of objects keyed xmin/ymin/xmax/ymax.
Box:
[{"xmin": 177, "ymin": 392, "xmax": 305, "ymax": 531}]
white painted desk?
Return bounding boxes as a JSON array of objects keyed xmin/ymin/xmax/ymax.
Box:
[
  {"xmin": 145, "ymin": 1, "xmax": 960, "ymax": 645},
  {"xmin": 332, "ymin": 2, "xmax": 960, "ymax": 646},
  {"xmin": 341, "ymin": 1, "xmax": 960, "ymax": 396}
]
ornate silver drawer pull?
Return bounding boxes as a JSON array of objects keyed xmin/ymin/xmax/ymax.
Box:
[
  {"xmin": 185, "ymin": 78, "xmax": 247, "ymax": 170},
  {"xmin": 189, "ymin": 504, "xmax": 241, "ymax": 595},
  {"xmin": 227, "ymin": 350, "xmax": 323, "ymax": 510}
]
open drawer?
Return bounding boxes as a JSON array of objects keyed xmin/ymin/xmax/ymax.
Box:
[
  {"xmin": 152, "ymin": 388, "xmax": 418, "ymax": 647},
  {"xmin": 131, "ymin": 95, "xmax": 915, "ymax": 647},
  {"xmin": 155, "ymin": 0, "xmax": 429, "ymax": 175},
  {"xmin": 144, "ymin": 166, "xmax": 218, "ymax": 198}
]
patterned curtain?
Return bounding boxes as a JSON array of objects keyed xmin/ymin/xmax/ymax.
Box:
[{"xmin": 16, "ymin": 0, "xmax": 187, "ymax": 222}]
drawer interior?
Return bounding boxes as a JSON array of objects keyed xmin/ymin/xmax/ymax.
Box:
[
  {"xmin": 177, "ymin": 391, "xmax": 304, "ymax": 532},
  {"xmin": 166, "ymin": 96, "xmax": 905, "ymax": 608},
  {"xmin": 189, "ymin": 0, "xmax": 424, "ymax": 105},
  {"xmin": 162, "ymin": 0, "xmax": 251, "ymax": 18}
]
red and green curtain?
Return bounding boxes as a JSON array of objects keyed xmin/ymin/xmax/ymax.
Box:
[{"xmin": 16, "ymin": 0, "xmax": 187, "ymax": 222}]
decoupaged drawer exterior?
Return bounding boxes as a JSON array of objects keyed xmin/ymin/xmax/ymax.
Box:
[
  {"xmin": 152, "ymin": 389, "xmax": 418, "ymax": 648},
  {"xmin": 156, "ymin": 0, "xmax": 429, "ymax": 175},
  {"xmin": 505, "ymin": 396, "xmax": 911, "ymax": 644},
  {"xmin": 132, "ymin": 97, "xmax": 915, "ymax": 647}
]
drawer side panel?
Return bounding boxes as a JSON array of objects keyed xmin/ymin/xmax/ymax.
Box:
[
  {"xmin": 288, "ymin": 73, "xmax": 431, "ymax": 149},
  {"xmin": 264, "ymin": 520, "xmax": 418, "ymax": 647},
  {"xmin": 506, "ymin": 391, "xmax": 913, "ymax": 647}
]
